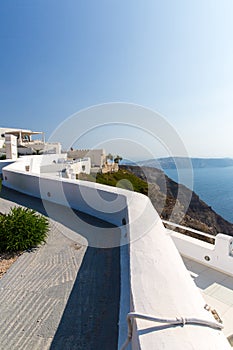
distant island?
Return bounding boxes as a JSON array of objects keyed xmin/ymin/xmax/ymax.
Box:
[{"xmin": 133, "ymin": 157, "xmax": 233, "ymax": 169}]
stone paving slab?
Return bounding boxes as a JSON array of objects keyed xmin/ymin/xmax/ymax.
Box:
[
  {"xmin": 0, "ymin": 187, "xmax": 120, "ymax": 350},
  {"xmin": 0, "ymin": 218, "xmax": 86, "ymax": 349}
]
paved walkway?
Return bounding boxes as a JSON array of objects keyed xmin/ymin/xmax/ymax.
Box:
[{"xmin": 0, "ymin": 187, "xmax": 120, "ymax": 350}]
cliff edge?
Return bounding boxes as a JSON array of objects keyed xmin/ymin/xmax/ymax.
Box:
[{"xmin": 120, "ymin": 165, "xmax": 233, "ymax": 236}]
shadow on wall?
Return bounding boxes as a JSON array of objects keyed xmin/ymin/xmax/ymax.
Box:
[{"xmin": 0, "ymin": 186, "xmax": 121, "ymax": 248}]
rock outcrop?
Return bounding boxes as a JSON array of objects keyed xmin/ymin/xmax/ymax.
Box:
[{"xmin": 121, "ymin": 165, "xmax": 233, "ymax": 236}]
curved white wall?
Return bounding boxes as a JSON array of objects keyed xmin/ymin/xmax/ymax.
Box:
[
  {"xmin": 0, "ymin": 160, "xmax": 16, "ymax": 174},
  {"xmin": 2, "ymin": 158, "xmax": 231, "ymax": 350},
  {"xmin": 170, "ymin": 230, "xmax": 233, "ymax": 277}
]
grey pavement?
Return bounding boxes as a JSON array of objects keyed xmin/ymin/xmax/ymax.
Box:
[{"xmin": 0, "ymin": 187, "xmax": 120, "ymax": 350}]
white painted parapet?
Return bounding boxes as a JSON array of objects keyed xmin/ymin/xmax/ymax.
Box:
[
  {"xmin": 1, "ymin": 156, "xmax": 231, "ymax": 349},
  {"xmin": 168, "ymin": 226, "xmax": 233, "ymax": 278},
  {"xmin": 0, "ymin": 160, "xmax": 16, "ymax": 174}
]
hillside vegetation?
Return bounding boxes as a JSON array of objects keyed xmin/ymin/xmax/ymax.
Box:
[
  {"xmin": 79, "ymin": 166, "xmax": 233, "ymax": 237},
  {"xmin": 78, "ymin": 169, "xmax": 148, "ymax": 195}
]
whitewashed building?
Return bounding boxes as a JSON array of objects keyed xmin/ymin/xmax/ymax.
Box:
[
  {"xmin": 0, "ymin": 127, "xmax": 61, "ymax": 155},
  {"xmin": 68, "ymin": 148, "xmax": 106, "ymax": 168}
]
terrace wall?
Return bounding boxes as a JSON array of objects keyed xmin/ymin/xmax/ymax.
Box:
[{"xmin": 2, "ymin": 158, "xmax": 231, "ymax": 349}]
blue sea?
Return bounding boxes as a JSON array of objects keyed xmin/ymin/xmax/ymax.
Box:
[{"xmin": 164, "ymin": 167, "xmax": 233, "ymax": 224}]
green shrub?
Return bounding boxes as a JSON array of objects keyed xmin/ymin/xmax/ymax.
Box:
[
  {"xmin": 0, "ymin": 207, "xmax": 49, "ymax": 252},
  {"xmin": 96, "ymin": 169, "xmax": 148, "ymax": 195}
]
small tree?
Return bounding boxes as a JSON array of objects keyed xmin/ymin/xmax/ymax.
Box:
[
  {"xmin": 114, "ymin": 155, "xmax": 122, "ymax": 164},
  {"xmin": 106, "ymin": 153, "xmax": 114, "ymax": 161}
]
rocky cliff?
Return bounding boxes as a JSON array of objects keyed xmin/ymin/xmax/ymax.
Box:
[{"xmin": 120, "ymin": 165, "xmax": 233, "ymax": 236}]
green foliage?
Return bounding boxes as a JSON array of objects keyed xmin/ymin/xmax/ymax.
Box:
[
  {"xmin": 114, "ymin": 155, "xmax": 122, "ymax": 164},
  {"xmin": 96, "ymin": 169, "xmax": 148, "ymax": 195},
  {"xmin": 0, "ymin": 207, "xmax": 49, "ymax": 252},
  {"xmin": 77, "ymin": 173, "xmax": 96, "ymax": 182},
  {"xmin": 0, "ymin": 154, "xmax": 6, "ymax": 160},
  {"xmin": 77, "ymin": 169, "xmax": 148, "ymax": 193}
]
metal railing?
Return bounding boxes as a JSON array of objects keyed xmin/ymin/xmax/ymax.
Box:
[{"xmin": 162, "ymin": 220, "xmax": 216, "ymax": 241}]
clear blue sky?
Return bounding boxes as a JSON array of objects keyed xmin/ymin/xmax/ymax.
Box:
[{"xmin": 1, "ymin": 0, "xmax": 233, "ymax": 159}]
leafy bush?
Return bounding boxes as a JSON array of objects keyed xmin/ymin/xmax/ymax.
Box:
[
  {"xmin": 0, "ymin": 207, "xmax": 49, "ymax": 252},
  {"xmin": 78, "ymin": 169, "xmax": 148, "ymax": 194},
  {"xmin": 96, "ymin": 169, "xmax": 148, "ymax": 195}
]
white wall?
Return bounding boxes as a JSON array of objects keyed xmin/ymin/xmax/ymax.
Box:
[
  {"xmin": 2, "ymin": 165, "xmax": 129, "ymax": 229},
  {"xmin": 34, "ymin": 154, "xmax": 90, "ymax": 177},
  {"xmin": 30, "ymin": 154, "xmax": 67, "ymax": 173},
  {"xmin": 0, "ymin": 140, "xmax": 4, "ymax": 148},
  {"xmin": 169, "ymin": 230, "xmax": 233, "ymax": 277},
  {"xmin": 0, "ymin": 160, "xmax": 17, "ymax": 174},
  {"xmin": 68, "ymin": 149, "xmax": 106, "ymax": 167},
  {"xmin": 1, "ymin": 157, "xmax": 231, "ymax": 350},
  {"xmin": 66, "ymin": 158, "xmax": 91, "ymax": 176},
  {"xmin": 5, "ymin": 134, "xmax": 17, "ymax": 160}
]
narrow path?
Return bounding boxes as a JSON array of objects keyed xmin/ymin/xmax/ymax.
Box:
[
  {"xmin": 50, "ymin": 246, "xmax": 120, "ymax": 350},
  {"xmin": 0, "ymin": 188, "xmax": 120, "ymax": 350}
]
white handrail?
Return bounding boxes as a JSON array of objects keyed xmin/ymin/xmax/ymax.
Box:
[
  {"xmin": 162, "ymin": 220, "xmax": 216, "ymax": 240},
  {"xmin": 120, "ymin": 312, "xmax": 223, "ymax": 350}
]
